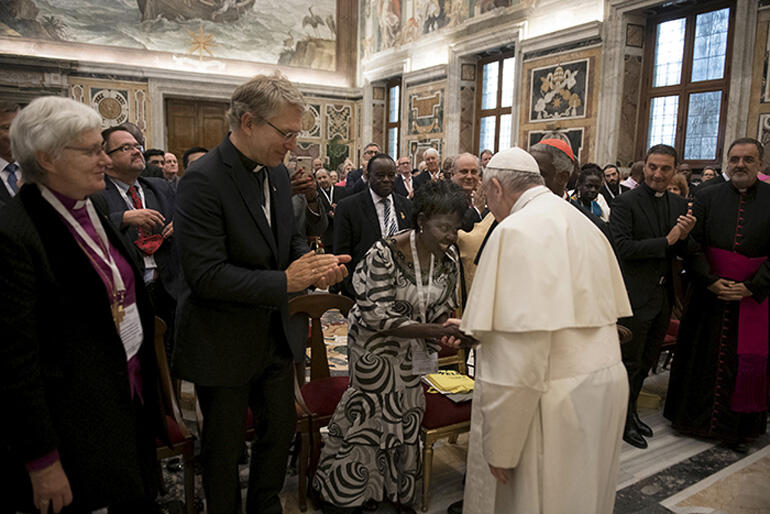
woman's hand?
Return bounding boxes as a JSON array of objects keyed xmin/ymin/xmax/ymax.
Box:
[
  {"xmin": 437, "ymin": 318, "xmax": 478, "ymax": 348},
  {"xmin": 29, "ymin": 460, "xmax": 73, "ymax": 513}
]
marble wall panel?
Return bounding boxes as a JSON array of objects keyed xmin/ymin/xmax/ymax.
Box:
[
  {"xmin": 519, "ymin": 46, "xmax": 601, "ymax": 163},
  {"xmin": 293, "ymin": 97, "xmax": 358, "ymax": 171},
  {"xmin": 68, "ymin": 77, "xmax": 150, "ymax": 142},
  {"xmin": 459, "ymin": 84, "xmax": 475, "ymax": 154},
  {"xmin": 302, "ymin": 104, "xmax": 322, "ymax": 139},
  {"xmin": 617, "ymin": 55, "xmax": 642, "ymax": 167},
  {"xmin": 747, "ymin": 14, "xmax": 770, "ymax": 170},
  {"xmin": 406, "ymin": 81, "xmax": 445, "ymax": 136},
  {"xmin": 372, "ymin": 103, "xmax": 385, "ymax": 150}
]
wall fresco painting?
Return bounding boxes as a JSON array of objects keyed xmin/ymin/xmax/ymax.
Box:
[
  {"xmin": 360, "ymin": 0, "xmax": 514, "ymax": 58},
  {"xmin": 0, "ymin": 0, "xmax": 337, "ymax": 70}
]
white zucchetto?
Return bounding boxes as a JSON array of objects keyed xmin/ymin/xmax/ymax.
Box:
[{"xmin": 484, "ymin": 146, "xmax": 541, "ymax": 176}]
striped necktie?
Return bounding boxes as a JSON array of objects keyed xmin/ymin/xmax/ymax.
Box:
[
  {"xmin": 382, "ymin": 197, "xmax": 397, "ymax": 236},
  {"xmin": 5, "ymin": 162, "xmax": 19, "ymax": 194}
]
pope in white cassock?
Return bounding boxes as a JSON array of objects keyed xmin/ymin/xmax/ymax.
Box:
[{"xmin": 453, "ymin": 147, "xmax": 632, "ymax": 513}]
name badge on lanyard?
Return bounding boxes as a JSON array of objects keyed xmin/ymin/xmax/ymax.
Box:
[
  {"xmin": 410, "ymin": 230, "xmax": 438, "ymax": 375},
  {"xmin": 40, "ymin": 185, "xmax": 144, "ymax": 361}
]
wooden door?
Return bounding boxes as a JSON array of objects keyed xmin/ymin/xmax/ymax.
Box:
[{"xmin": 165, "ymin": 98, "xmax": 229, "ymax": 173}]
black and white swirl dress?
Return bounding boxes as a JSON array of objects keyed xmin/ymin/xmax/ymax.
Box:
[{"xmin": 313, "ymin": 237, "xmax": 458, "ymax": 507}]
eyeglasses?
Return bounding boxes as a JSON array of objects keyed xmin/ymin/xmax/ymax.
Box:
[
  {"xmin": 65, "ymin": 145, "xmax": 108, "ymax": 158},
  {"xmin": 266, "ymin": 121, "xmax": 300, "ymax": 141},
  {"xmin": 106, "ymin": 143, "xmax": 144, "ymax": 155}
]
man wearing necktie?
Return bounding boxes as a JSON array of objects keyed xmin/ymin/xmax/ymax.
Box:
[
  {"xmin": 611, "ymin": 144, "xmax": 697, "ymax": 449},
  {"xmin": 92, "ymin": 127, "xmax": 182, "ymax": 360},
  {"xmin": 334, "ymin": 153, "xmax": 413, "ymax": 298},
  {"xmin": 0, "ymin": 102, "xmax": 20, "ymax": 207}
]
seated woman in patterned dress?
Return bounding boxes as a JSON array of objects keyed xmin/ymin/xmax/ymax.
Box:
[{"xmin": 313, "ymin": 180, "xmax": 477, "ymax": 513}]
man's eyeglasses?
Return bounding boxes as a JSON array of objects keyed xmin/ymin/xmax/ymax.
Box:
[
  {"xmin": 266, "ymin": 121, "xmax": 300, "ymax": 141},
  {"xmin": 106, "ymin": 143, "xmax": 144, "ymax": 155}
]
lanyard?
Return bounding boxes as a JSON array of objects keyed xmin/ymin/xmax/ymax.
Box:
[
  {"xmin": 40, "ymin": 185, "xmax": 126, "ymax": 300},
  {"xmin": 410, "ymin": 230, "xmax": 434, "ymax": 323},
  {"xmin": 111, "ymin": 177, "xmax": 145, "ymax": 210},
  {"xmin": 319, "ymin": 186, "xmax": 333, "ymax": 205}
]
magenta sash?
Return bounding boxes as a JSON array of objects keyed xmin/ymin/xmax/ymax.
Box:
[{"xmin": 707, "ymin": 247, "xmax": 768, "ymax": 413}]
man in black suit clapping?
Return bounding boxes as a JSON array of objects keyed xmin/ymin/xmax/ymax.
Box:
[
  {"xmin": 610, "ymin": 144, "xmax": 696, "ymax": 450},
  {"xmin": 172, "ymin": 73, "xmax": 350, "ymax": 514}
]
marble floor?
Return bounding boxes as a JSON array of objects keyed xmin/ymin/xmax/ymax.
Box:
[{"xmin": 162, "ymin": 368, "xmax": 770, "ymax": 513}]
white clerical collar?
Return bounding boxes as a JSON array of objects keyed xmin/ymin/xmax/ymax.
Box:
[{"xmin": 510, "ymin": 185, "xmax": 550, "ymax": 215}]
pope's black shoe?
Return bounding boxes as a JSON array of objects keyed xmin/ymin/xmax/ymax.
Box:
[
  {"xmin": 623, "ymin": 423, "xmax": 648, "ymax": 449},
  {"xmin": 631, "ymin": 412, "xmax": 653, "ymax": 437}
]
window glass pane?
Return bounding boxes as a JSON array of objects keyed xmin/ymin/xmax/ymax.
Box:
[
  {"xmin": 692, "ymin": 8, "xmax": 730, "ymax": 82},
  {"xmin": 387, "ymin": 127, "xmax": 398, "ymax": 160},
  {"xmin": 479, "ymin": 116, "xmax": 496, "ymax": 152},
  {"xmin": 684, "ymin": 91, "xmax": 722, "ymax": 160},
  {"xmin": 388, "ymin": 85, "xmax": 400, "ymax": 123},
  {"xmin": 481, "ymin": 61, "xmax": 499, "ymax": 110},
  {"xmin": 653, "ymin": 18, "xmax": 686, "ymax": 87},
  {"xmin": 647, "ymin": 95, "xmax": 679, "ymax": 148},
  {"xmin": 498, "ymin": 114, "xmax": 512, "ymax": 150},
  {"xmin": 500, "ymin": 57, "xmax": 515, "ymax": 108}
]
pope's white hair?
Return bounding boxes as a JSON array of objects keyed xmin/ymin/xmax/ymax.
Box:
[
  {"xmin": 10, "ymin": 96, "xmax": 102, "ymax": 185},
  {"xmin": 483, "ymin": 166, "xmax": 544, "ymax": 192}
]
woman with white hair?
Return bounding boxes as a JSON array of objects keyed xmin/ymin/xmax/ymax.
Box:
[{"xmin": 0, "ymin": 97, "xmax": 163, "ymax": 513}]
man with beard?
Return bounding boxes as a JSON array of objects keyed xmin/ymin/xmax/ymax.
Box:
[
  {"xmin": 94, "ymin": 127, "xmax": 182, "ymax": 359},
  {"xmin": 665, "ymin": 138, "xmax": 770, "ymax": 452},
  {"xmin": 599, "ymin": 164, "xmax": 630, "ymax": 205}
]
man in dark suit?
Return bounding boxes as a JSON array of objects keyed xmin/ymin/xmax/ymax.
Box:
[
  {"xmin": 610, "ymin": 144, "xmax": 696, "ymax": 449},
  {"xmin": 413, "ymin": 147, "xmax": 441, "ymax": 190},
  {"xmin": 343, "ymin": 142, "xmax": 380, "ymax": 197},
  {"xmin": 334, "ymin": 153, "xmax": 412, "ymax": 298},
  {"xmin": 314, "ymin": 167, "xmax": 343, "ymax": 252},
  {"xmin": 393, "ymin": 155, "xmax": 414, "ymax": 198},
  {"xmin": 94, "ymin": 127, "xmax": 182, "ymax": 358},
  {"xmin": 172, "ymin": 74, "xmax": 349, "ymax": 514},
  {"xmin": 451, "ymin": 153, "xmax": 485, "ymax": 232},
  {"xmin": 599, "ymin": 164, "xmax": 630, "ymax": 206},
  {"xmin": 0, "ymin": 102, "xmax": 20, "ymax": 208}
]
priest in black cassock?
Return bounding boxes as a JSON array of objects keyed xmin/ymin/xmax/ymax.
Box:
[{"xmin": 664, "ymin": 138, "xmax": 770, "ymax": 451}]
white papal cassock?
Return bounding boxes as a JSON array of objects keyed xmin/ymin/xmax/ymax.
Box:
[{"xmin": 461, "ymin": 185, "xmax": 632, "ymax": 514}]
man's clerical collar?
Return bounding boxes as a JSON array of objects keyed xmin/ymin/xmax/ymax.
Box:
[
  {"xmin": 641, "ymin": 182, "xmax": 665, "ymax": 198},
  {"xmin": 229, "ymin": 138, "xmax": 261, "ymax": 171}
]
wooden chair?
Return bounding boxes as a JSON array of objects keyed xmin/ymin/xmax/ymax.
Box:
[
  {"xmin": 153, "ymin": 318, "xmax": 196, "ymax": 514},
  {"xmin": 289, "ymin": 293, "xmax": 355, "ymax": 512},
  {"xmin": 419, "ymin": 380, "xmax": 472, "ymax": 512},
  {"xmin": 437, "ymin": 346, "xmax": 466, "ymax": 374},
  {"xmin": 654, "ymin": 318, "xmax": 680, "ymax": 373}
]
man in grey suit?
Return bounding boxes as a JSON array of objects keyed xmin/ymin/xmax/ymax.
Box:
[{"xmin": 172, "ymin": 73, "xmax": 349, "ymax": 514}]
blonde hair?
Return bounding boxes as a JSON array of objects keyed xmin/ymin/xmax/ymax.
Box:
[{"xmin": 226, "ymin": 72, "xmax": 306, "ymax": 131}]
